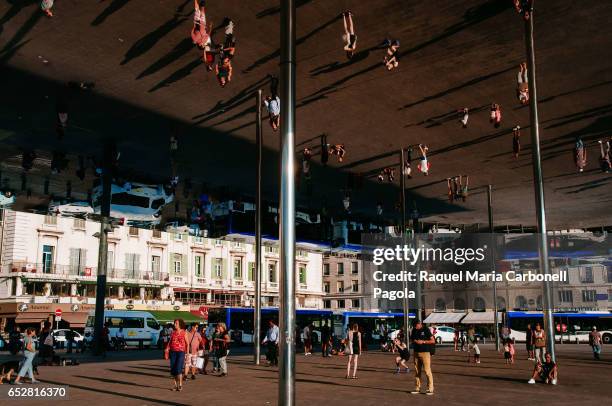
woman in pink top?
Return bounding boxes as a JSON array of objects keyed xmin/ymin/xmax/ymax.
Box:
[
  {"xmin": 185, "ymin": 323, "xmax": 204, "ymax": 379},
  {"xmin": 191, "ymin": 1, "xmax": 211, "ymax": 53},
  {"xmin": 165, "ymin": 319, "xmax": 189, "ymax": 391}
]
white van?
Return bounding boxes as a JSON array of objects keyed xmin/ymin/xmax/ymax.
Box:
[{"xmin": 84, "ymin": 310, "xmax": 161, "ymax": 348}]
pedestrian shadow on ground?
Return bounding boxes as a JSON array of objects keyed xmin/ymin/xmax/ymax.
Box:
[
  {"xmin": 256, "ymin": 374, "xmax": 409, "ymax": 393},
  {"xmin": 91, "ymin": 0, "xmax": 129, "ymax": 27},
  {"xmin": 41, "ymin": 379, "xmax": 189, "ymax": 406},
  {"xmin": 107, "ymin": 368, "xmax": 167, "ymax": 379},
  {"xmin": 75, "ymin": 374, "xmax": 164, "ymax": 389}
]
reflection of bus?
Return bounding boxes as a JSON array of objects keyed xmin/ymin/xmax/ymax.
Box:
[
  {"xmin": 507, "ymin": 311, "xmax": 612, "ymax": 344},
  {"xmin": 215, "ymin": 307, "xmax": 333, "ymax": 344},
  {"xmin": 340, "ymin": 311, "xmax": 415, "ymax": 344}
]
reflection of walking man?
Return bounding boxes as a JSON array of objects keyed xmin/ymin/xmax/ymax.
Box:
[
  {"xmin": 410, "ymin": 320, "xmax": 435, "ymax": 396},
  {"xmin": 262, "ymin": 320, "xmax": 279, "ymax": 366}
]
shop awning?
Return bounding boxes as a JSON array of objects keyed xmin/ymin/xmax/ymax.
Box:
[
  {"xmin": 423, "ymin": 312, "xmax": 466, "ymax": 324},
  {"xmin": 61, "ymin": 312, "xmax": 90, "ymax": 328},
  {"xmin": 15, "ymin": 314, "xmax": 48, "ymax": 324},
  {"xmin": 147, "ymin": 311, "xmax": 204, "ymax": 324},
  {"xmin": 461, "ymin": 311, "xmax": 502, "ymax": 324}
]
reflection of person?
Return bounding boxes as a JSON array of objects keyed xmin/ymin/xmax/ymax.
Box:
[{"xmin": 342, "ymin": 11, "xmax": 357, "ymax": 59}]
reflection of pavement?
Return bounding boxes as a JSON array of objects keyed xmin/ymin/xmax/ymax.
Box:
[{"xmin": 3, "ymin": 345, "xmax": 611, "ymax": 405}]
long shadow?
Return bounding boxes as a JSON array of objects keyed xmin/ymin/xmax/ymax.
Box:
[
  {"xmin": 74, "ymin": 374, "xmax": 160, "ymax": 388},
  {"xmin": 107, "ymin": 368, "xmax": 167, "ymax": 378},
  {"xmin": 243, "ymin": 14, "xmax": 342, "ymax": 73},
  {"xmin": 148, "ymin": 58, "xmax": 202, "ymax": 92},
  {"xmin": 543, "ymin": 103, "xmax": 612, "ymax": 130},
  {"xmin": 257, "ymin": 374, "xmax": 408, "ymax": 392},
  {"xmin": 137, "ymin": 38, "xmax": 194, "ymax": 80},
  {"xmin": 301, "ymin": 0, "xmax": 509, "ymax": 107},
  {"xmin": 429, "ymin": 128, "xmax": 512, "ymax": 157},
  {"xmin": 538, "ymin": 80, "xmax": 612, "ymax": 104},
  {"xmin": 192, "ymin": 76, "xmax": 270, "ymax": 125},
  {"xmin": 91, "ymin": 0, "xmax": 130, "ymax": 27},
  {"xmin": 41, "ymin": 379, "xmax": 189, "ymax": 406},
  {"xmin": 0, "ymin": 8, "xmax": 41, "ymax": 64},
  {"xmin": 398, "ymin": 67, "xmax": 514, "ymax": 111},
  {"xmin": 121, "ymin": 15, "xmax": 188, "ymax": 65},
  {"xmin": 0, "ymin": 0, "xmax": 37, "ymax": 35},
  {"xmin": 405, "ymin": 104, "xmax": 490, "ymax": 129},
  {"xmin": 555, "ymin": 178, "xmax": 612, "ymax": 194},
  {"xmin": 128, "ymin": 365, "xmax": 171, "ymax": 373},
  {"xmin": 256, "ymin": 0, "xmax": 313, "ymax": 19},
  {"xmin": 309, "ymin": 46, "xmax": 378, "ymax": 76}
]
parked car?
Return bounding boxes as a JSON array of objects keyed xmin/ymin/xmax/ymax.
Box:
[
  {"xmin": 48, "ymin": 200, "xmax": 94, "ymax": 217},
  {"xmin": 92, "ymin": 182, "xmax": 173, "ymax": 225},
  {"xmin": 52, "ymin": 329, "xmax": 84, "ymax": 343},
  {"xmin": 0, "ymin": 191, "xmax": 16, "ymax": 207},
  {"xmin": 433, "ymin": 326, "xmax": 456, "ymax": 344}
]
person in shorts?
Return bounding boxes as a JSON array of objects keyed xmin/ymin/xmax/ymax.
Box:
[
  {"xmin": 516, "ymin": 63, "xmax": 529, "ymax": 105},
  {"xmin": 528, "ymin": 352, "xmax": 557, "ymax": 385},
  {"xmin": 417, "ymin": 144, "xmax": 430, "ymax": 175},
  {"xmin": 342, "ymin": 11, "xmax": 357, "ymax": 59},
  {"xmin": 598, "ymin": 140, "xmax": 611, "ymax": 173},
  {"xmin": 393, "ymin": 338, "xmax": 410, "ymax": 373}
]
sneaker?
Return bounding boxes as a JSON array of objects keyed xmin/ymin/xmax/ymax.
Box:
[
  {"xmin": 30, "ymin": 380, "xmax": 40, "ymax": 384},
  {"xmin": 410, "ymin": 390, "xmax": 421, "ymax": 394},
  {"xmin": 425, "ymin": 391, "xmax": 434, "ymax": 396},
  {"xmin": 394, "ymin": 368, "xmax": 400, "ymax": 375},
  {"xmin": 551, "ymin": 379, "xmax": 557, "ymax": 385},
  {"xmin": 476, "ymin": 360, "xmax": 481, "ymax": 364},
  {"xmin": 528, "ymin": 379, "xmax": 536, "ymax": 384},
  {"xmin": 14, "ymin": 381, "xmax": 23, "ymax": 385}
]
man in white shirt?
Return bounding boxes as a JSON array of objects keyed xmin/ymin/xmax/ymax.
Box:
[{"xmin": 262, "ymin": 320, "xmax": 279, "ymax": 366}]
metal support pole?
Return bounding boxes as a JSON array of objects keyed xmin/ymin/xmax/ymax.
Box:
[
  {"xmin": 399, "ymin": 149, "xmax": 409, "ymax": 342},
  {"xmin": 93, "ymin": 143, "xmax": 112, "ymax": 355},
  {"xmin": 279, "ymin": 0, "xmax": 296, "ymax": 404},
  {"xmin": 414, "ymin": 217, "xmax": 422, "ymax": 323},
  {"xmin": 487, "ymin": 185, "xmax": 500, "ymax": 352},
  {"xmin": 525, "ymin": 10, "xmax": 555, "ymax": 362},
  {"xmin": 254, "ymin": 89, "xmax": 263, "ymax": 365}
]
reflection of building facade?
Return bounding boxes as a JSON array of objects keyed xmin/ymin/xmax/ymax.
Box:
[{"xmin": 0, "ymin": 210, "xmax": 323, "ymax": 330}]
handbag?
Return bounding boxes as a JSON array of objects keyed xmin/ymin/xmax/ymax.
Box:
[
  {"xmin": 195, "ymin": 356, "xmax": 205, "ymax": 369},
  {"xmin": 197, "ymin": 349, "xmax": 204, "ymax": 357}
]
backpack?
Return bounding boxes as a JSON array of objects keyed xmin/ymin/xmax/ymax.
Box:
[{"xmin": 44, "ymin": 331, "xmax": 54, "ymax": 346}]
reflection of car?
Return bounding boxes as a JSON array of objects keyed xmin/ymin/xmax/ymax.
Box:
[
  {"xmin": 434, "ymin": 326, "xmax": 456, "ymax": 344},
  {"xmin": 93, "ymin": 183, "xmax": 173, "ymax": 225},
  {"xmin": 48, "ymin": 200, "xmax": 94, "ymax": 216},
  {"xmin": 0, "ymin": 192, "xmax": 15, "ymax": 207},
  {"xmin": 52, "ymin": 329, "xmax": 84, "ymax": 343}
]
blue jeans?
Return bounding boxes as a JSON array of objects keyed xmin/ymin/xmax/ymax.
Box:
[
  {"xmin": 18, "ymin": 351, "xmax": 36, "ymax": 380},
  {"xmin": 169, "ymin": 351, "xmax": 185, "ymax": 377}
]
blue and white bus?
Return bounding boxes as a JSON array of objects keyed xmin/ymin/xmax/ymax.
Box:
[{"xmin": 506, "ymin": 311, "xmax": 612, "ymax": 344}]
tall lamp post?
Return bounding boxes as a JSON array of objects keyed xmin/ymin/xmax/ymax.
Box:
[
  {"xmin": 254, "ymin": 89, "xmax": 263, "ymax": 365},
  {"xmin": 279, "ymin": 0, "xmax": 297, "ymax": 404},
  {"xmin": 399, "ymin": 149, "xmax": 409, "ymax": 342},
  {"xmin": 487, "ymin": 185, "xmax": 500, "ymax": 352},
  {"xmin": 524, "ymin": 8, "xmax": 556, "ymax": 361}
]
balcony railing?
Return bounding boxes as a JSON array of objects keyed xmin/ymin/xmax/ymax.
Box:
[{"xmin": 6, "ymin": 262, "xmax": 168, "ymax": 282}]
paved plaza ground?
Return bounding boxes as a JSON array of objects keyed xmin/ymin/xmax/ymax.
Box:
[{"xmin": 1, "ymin": 344, "xmax": 610, "ymax": 405}]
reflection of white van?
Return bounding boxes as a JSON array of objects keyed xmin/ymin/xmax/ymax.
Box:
[
  {"xmin": 84, "ymin": 310, "xmax": 161, "ymax": 347},
  {"xmin": 92, "ymin": 183, "xmax": 173, "ymax": 225}
]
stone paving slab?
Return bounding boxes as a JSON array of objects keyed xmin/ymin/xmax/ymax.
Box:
[{"xmin": 1, "ymin": 344, "xmax": 610, "ymax": 405}]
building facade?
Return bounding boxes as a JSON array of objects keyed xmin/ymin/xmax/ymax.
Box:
[{"xmin": 0, "ymin": 210, "xmax": 323, "ymax": 330}]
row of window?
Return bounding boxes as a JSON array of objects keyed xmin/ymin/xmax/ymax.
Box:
[
  {"xmin": 41, "ymin": 245, "xmax": 308, "ymax": 284},
  {"xmin": 558, "ymin": 289, "xmax": 607, "ymax": 303},
  {"xmin": 322, "ymin": 262, "xmax": 359, "ymax": 276},
  {"xmin": 323, "ymin": 280, "xmax": 359, "ymax": 293},
  {"xmin": 323, "ymin": 299, "xmax": 360, "ymax": 309}
]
